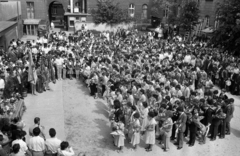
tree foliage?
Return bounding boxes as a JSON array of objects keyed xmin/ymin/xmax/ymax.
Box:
[
  {"xmin": 151, "ymin": 0, "xmax": 178, "ymax": 24},
  {"xmin": 179, "ymin": 1, "xmax": 199, "ymax": 31},
  {"xmin": 211, "ymin": 0, "xmax": 240, "ymax": 55},
  {"xmin": 91, "ymin": 0, "xmax": 133, "ymax": 25}
]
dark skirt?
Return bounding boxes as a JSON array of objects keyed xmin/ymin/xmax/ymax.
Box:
[
  {"xmin": 36, "ymin": 76, "xmax": 44, "ymax": 93},
  {"xmin": 90, "ymin": 83, "xmax": 98, "ymax": 96}
]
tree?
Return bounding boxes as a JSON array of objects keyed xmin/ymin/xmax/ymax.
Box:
[
  {"xmin": 151, "ymin": 0, "xmax": 178, "ymax": 24},
  {"xmin": 179, "ymin": 1, "xmax": 199, "ymax": 32},
  {"xmin": 211, "ymin": 0, "xmax": 240, "ymax": 55},
  {"xmin": 91, "ymin": 0, "xmax": 133, "ymax": 25}
]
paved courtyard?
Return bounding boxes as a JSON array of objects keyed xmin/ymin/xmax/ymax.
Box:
[{"xmin": 22, "ymin": 79, "xmax": 240, "ymax": 156}]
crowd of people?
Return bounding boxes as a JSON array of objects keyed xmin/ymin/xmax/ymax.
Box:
[
  {"xmin": 0, "ymin": 25, "xmax": 237, "ymax": 155},
  {"xmin": 79, "ymin": 29, "xmax": 236, "ymax": 152}
]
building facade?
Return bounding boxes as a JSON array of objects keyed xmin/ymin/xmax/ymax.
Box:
[
  {"xmin": 0, "ymin": 1, "xmax": 22, "ymax": 51},
  {"xmin": 0, "ymin": 0, "xmax": 224, "ymax": 40},
  {"xmin": 52, "ymin": 0, "xmax": 151, "ymax": 31}
]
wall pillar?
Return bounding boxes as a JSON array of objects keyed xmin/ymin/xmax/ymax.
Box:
[
  {"xmin": 82, "ymin": 0, "xmax": 85, "ymax": 13},
  {"xmin": 70, "ymin": 0, "xmax": 73, "ymax": 13}
]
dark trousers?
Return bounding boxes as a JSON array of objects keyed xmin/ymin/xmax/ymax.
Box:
[
  {"xmin": 189, "ymin": 128, "xmax": 197, "ymax": 145},
  {"xmin": 211, "ymin": 122, "xmax": 221, "ymax": 139},
  {"xmin": 226, "ymin": 117, "xmax": 232, "ymax": 134},
  {"xmin": 177, "ymin": 131, "xmax": 184, "ymax": 148},
  {"xmin": 184, "ymin": 123, "xmax": 189, "ymax": 137},
  {"xmin": 102, "ymin": 85, "xmax": 106, "ymax": 96},
  {"xmin": 171, "ymin": 124, "xmax": 177, "ymax": 140},
  {"xmin": 219, "ymin": 119, "xmax": 226, "ymax": 138}
]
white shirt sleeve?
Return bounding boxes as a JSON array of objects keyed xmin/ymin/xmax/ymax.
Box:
[{"xmin": 62, "ymin": 147, "xmax": 75, "ymax": 156}]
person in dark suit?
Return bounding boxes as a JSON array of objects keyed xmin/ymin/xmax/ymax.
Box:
[
  {"xmin": 188, "ymin": 108, "xmax": 199, "ymax": 147},
  {"xmin": 202, "ymin": 56, "xmax": 210, "ymax": 71},
  {"xmin": 170, "ymin": 109, "xmax": 179, "ymax": 141},
  {"xmin": 210, "ymin": 104, "xmax": 223, "ymax": 141},
  {"xmin": 201, "ymin": 103, "xmax": 213, "ymax": 127},
  {"xmin": 174, "ymin": 106, "xmax": 187, "ymax": 150},
  {"xmin": 219, "ymin": 103, "xmax": 227, "ymax": 139}
]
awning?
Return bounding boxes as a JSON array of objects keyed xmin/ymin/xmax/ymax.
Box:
[
  {"xmin": 202, "ymin": 27, "xmax": 214, "ymax": 33},
  {"xmin": 23, "ymin": 19, "xmax": 41, "ymax": 25},
  {"xmin": 64, "ymin": 12, "xmax": 91, "ymax": 16},
  {"xmin": 0, "ymin": 21, "xmax": 17, "ymax": 33}
]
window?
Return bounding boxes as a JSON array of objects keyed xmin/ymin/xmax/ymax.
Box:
[
  {"xmin": 164, "ymin": 5, "xmax": 169, "ymax": 18},
  {"xmin": 206, "ymin": 15, "xmax": 210, "ymax": 27},
  {"xmin": 52, "ymin": 7, "xmax": 57, "ymax": 14},
  {"xmin": 74, "ymin": 0, "xmax": 87, "ymax": 13},
  {"xmin": 70, "ymin": 20, "xmax": 74, "ymax": 26},
  {"xmin": 26, "ymin": 2, "xmax": 34, "ymax": 19},
  {"xmin": 129, "ymin": 3, "xmax": 135, "ymax": 17},
  {"xmin": 142, "ymin": 4, "xmax": 148, "ymax": 19},
  {"xmin": 215, "ymin": 12, "xmax": 220, "ymax": 29},
  {"xmin": 177, "ymin": 5, "xmax": 181, "ymax": 17}
]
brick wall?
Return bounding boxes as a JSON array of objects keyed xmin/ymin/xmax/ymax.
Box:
[
  {"xmin": 74, "ymin": 0, "xmax": 151, "ymax": 21},
  {"xmin": 6, "ymin": 0, "xmax": 224, "ymax": 27}
]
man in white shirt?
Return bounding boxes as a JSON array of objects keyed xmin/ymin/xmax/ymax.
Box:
[
  {"xmin": 28, "ymin": 127, "xmax": 45, "ymax": 155},
  {"xmin": 0, "ymin": 76, "xmax": 5, "ymax": 90},
  {"xmin": 127, "ymin": 90, "xmax": 134, "ymax": 105},
  {"xmin": 45, "ymin": 128, "xmax": 61, "ymax": 155},
  {"xmin": 12, "ymin": 132, "xmax": 31, "ymax": 155},
  {"xmin": 58, "ymin": 141, "xmax": 74, "ymax": 156},
  {"xmin": 54, "ymin": 55, "xmax": 64, "ymax": 80},
  {"xmin": 184, "ymin": 53, "xmax": 191, "ymax": 64}
]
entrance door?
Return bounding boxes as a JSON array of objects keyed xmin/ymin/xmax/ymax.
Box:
[{"xmin": 49, "ymin": 1, "xmax": 65, "ymax": 29}]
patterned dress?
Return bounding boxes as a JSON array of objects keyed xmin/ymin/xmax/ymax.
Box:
[{"xmin": 144, "ymin": 118, "xmax": 157, "ymax": 145}]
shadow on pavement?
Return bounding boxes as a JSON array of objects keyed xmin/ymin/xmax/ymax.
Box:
[
  {"xmin": 231, "ymin": 127, "xmax": 240, "ymax": 138},
  {"xmin": 76, "ymin": 80, "xmax": 91, "ymax": 96},
  {"xmin": 94, "ymin": 118, "xmax": 114, "ymax": 155},
  {"xmin": 94, "ymin": 101, "xmax": 109, "ymax": 119}
]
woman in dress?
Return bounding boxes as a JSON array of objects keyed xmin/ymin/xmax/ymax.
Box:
[
  {"xmin": 111, "ymin": 115, "xmax": 125, "ymax": 153},
  {"xmin": 130, "ymin": 112, "xmax": 141, "ymax": 150},
  {"xmin": 143, "ymin": 111, "xmax": 157, "ymax": 152},
  {"xmin": 89, "ymin": 72, "xmax": 99, "ymax": 98},
  {"xmin": 140, "ymin": 102, "xmax": 149, "ymax": 132},
  {"xmin": 159, "ymin": 111, "xmax": 173, "ymax": 151}
]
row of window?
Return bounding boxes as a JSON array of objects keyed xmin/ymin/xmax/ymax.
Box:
[
  {"xmin": 128, "ymin": 4, "xmax": 148, "ymax": 19},
  {"xmin": 26, "ymin": 1, "xmax": 216, "ymax": 28}
]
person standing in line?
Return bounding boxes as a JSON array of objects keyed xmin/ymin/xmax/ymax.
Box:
[
  {"xmin": 159, "ymin": 111, "xmax": 173, "ymax": 151},
  {"xmin": 129, "ymin": 112, "xmax": 141, "ymax": 150},
  {"xmin": 226, "ymin": 98, "xmax": 235, "ymax": 135},
  {"xmin": 30, "ymin": 65, "xmax": 38, "ymax": 95},
  {"xmin": 143, "ymin": 111, "xmax": 157, "ymax": 152},
  {"xmin": 174, "ymin": 106, "xmax": 187, "ymax": 150},
  {"xmin": 54, "ymin": 55, "xmax": 64, "ymax": 80},
  {"xmin": 74, "ymin": 59, "xmax": 81, "ymax": 80}
]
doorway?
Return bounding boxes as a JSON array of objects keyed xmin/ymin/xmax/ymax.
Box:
[{"xmin": 48, "ymin": 1, "xmax": 65, "ymax": 29}]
